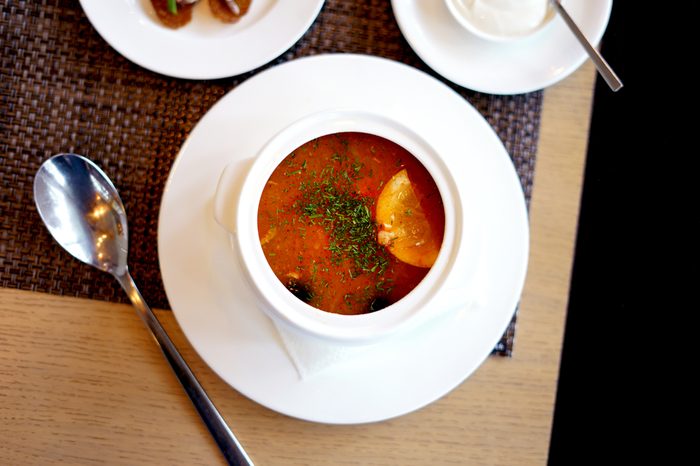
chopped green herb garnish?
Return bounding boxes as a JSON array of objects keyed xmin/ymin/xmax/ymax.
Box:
[
  {"xmin": 352, "ymin": 161, "xmax": 363, "ymax": 175},
  {"xmin": 167, "ymin": 0, "xmax": 177, "ymax": 14},
  {"xmin": 296, "ymin": 161, "xmax": 389, "ymax": 277}
]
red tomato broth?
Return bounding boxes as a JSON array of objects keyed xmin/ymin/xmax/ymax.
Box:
[{"xmin": 257, "ymin": 132, "xmax": 445, "ymax": 315}]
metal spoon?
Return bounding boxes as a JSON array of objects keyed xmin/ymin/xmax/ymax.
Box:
[
  {"xmin": 33, "ymin": 153, "xmax": 253, "ymax": 466},
  {"xmin": 550, "ymin": 0, "xmax": 623, "ymax": 91}
]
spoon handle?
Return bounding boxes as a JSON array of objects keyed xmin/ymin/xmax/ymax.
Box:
[
  {"xmin": 116, "ymin": 271, "xmax": 253, "ymax": 466},
  {"xmin": 550, "ymin": 0, "xmax": 623, "ymax": 92}
]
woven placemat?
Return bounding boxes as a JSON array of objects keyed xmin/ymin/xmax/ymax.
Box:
[{"xmin": 0, "ymin": 0, "xmax": 542, "ymax": 356}]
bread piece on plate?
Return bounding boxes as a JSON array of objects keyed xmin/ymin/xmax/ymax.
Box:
[
  {"xmin": 151, "ymin": 0, "xmax": 196, "ymax": 29},
  {"xmin": 209, "ymin": 0, "xmax": 251, "ymax": 23}
]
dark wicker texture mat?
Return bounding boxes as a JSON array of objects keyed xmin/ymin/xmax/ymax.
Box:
[{"xmin": 1, "ymin": 0, "xmax": 542, "ymax": 356}]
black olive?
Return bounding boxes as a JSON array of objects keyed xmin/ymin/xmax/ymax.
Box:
[
  {"xmin": 286, "ymin": 280, "xmax": 313, "ymax": 304},
  {"xmin": 369, "ymin": 296, "xmax": 390, "ymax": 313}
]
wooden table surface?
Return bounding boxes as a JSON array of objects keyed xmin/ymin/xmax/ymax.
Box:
[{"xmin": 0, "ymin": 62, "xmax": 596, "ymax": 465}]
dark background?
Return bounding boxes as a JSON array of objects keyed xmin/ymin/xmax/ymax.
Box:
[{"xmin": 548, "ymin": 1, "xmax": 632, "ymax": 463}]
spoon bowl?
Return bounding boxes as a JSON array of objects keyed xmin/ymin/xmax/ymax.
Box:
[
  {"xmin": 33, "ymin": 154, "xmax": 252, "ymax": 466},
  {"xmin": 34, "ymin": 154, "xmax": 128, "ymax": 274}
]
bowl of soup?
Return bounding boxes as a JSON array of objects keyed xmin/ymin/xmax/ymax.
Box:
[{"xmin": 214, "ymin": 109, "xmax": 468, "ymax": 344}]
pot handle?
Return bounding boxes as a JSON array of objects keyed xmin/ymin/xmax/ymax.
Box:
[{"xmin": 213, "ymin": 158, "xmax": 253, "ymax": 234}]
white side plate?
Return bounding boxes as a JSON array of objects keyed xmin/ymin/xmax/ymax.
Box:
[{"xmin": 79, "ymin": 0, "xmax": 325, "ymax": 79}]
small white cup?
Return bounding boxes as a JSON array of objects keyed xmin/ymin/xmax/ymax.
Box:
[
  {"xmin": 444, "ymin": 0, "xmax": 556, "ymax": 43},
  {"xmin": 214, "ymin": 109, "xmax": 475, "ymax": 345}
]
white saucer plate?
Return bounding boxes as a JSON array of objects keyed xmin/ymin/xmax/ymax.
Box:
[
  {"xmin": 158, "ymin": 54, "xmax": 529, "ymax": 424},
  {"xmin": 392, "ymin": 0, "xmax": 613, "ymax": 94},
  {"xmin": 78, "ymin": 0, "xmax": 325, "ymax": 79}
]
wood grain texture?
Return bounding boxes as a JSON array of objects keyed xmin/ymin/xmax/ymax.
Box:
[{"xmin": 0, "ymin": 62, "xmax": 596, "ymax": 465}]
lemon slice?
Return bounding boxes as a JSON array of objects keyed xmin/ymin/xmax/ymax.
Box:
[{"xmin": 376, "ymin": 169, "xmax": 440, "ymax": 268}]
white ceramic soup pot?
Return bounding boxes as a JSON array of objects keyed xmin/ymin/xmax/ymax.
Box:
[{"xmin": 214, "ymin": 109, "xmax": 477, "ymax": 345}]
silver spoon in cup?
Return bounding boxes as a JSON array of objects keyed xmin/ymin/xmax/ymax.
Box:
[
  {"xmin": 33, "ymin": 153, "xmax": 253, "ymax": 466},
  {"xmin": 549, "ymin": 0, "xmax": 622, "ymax": 91}
]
